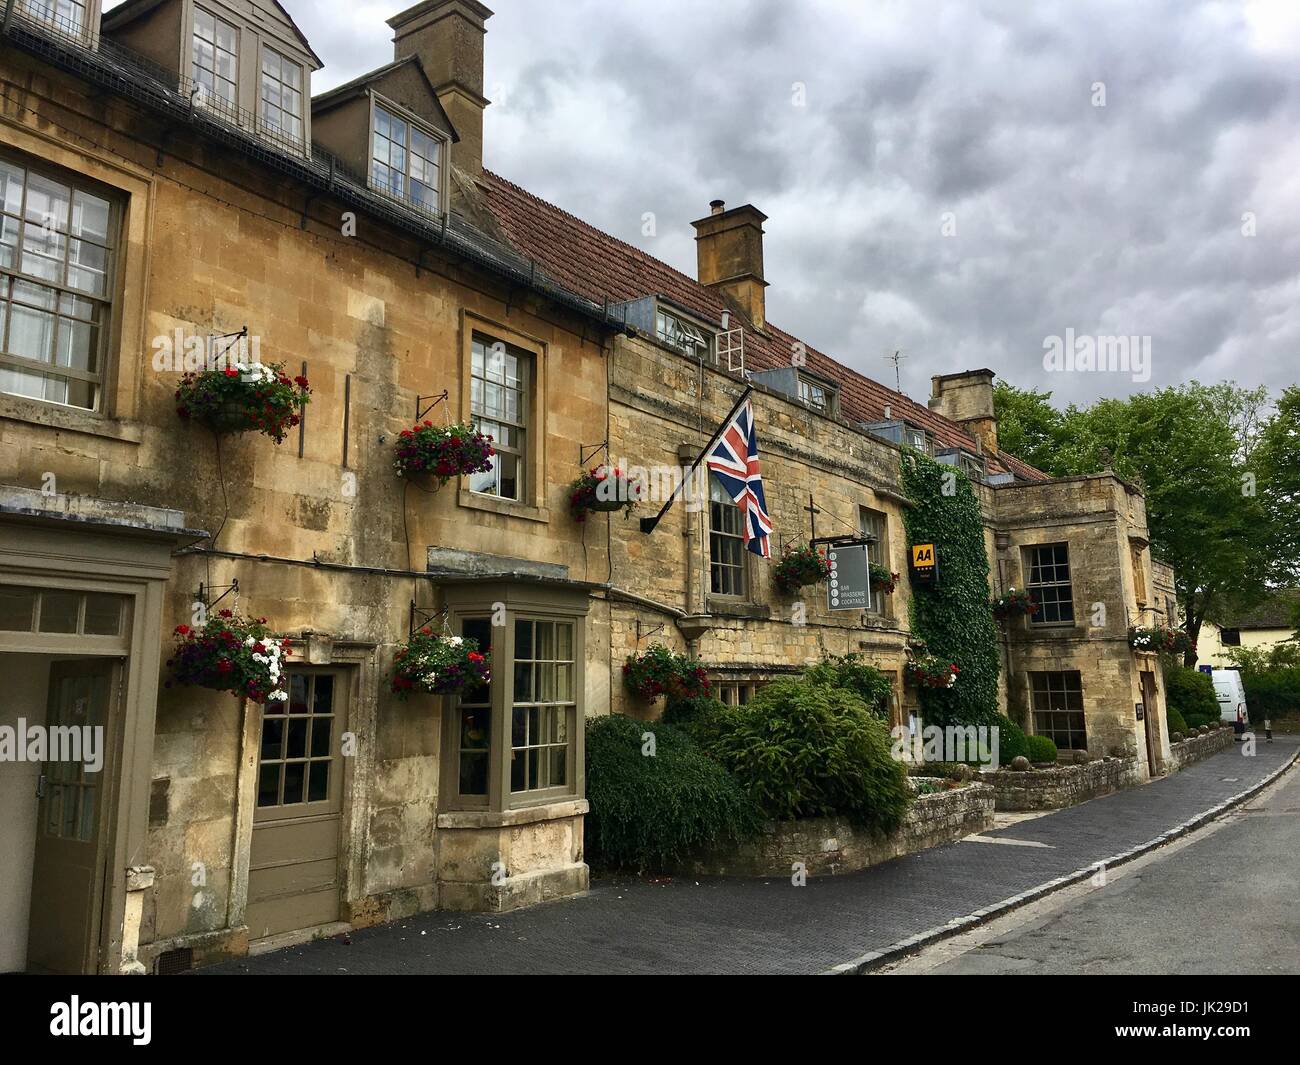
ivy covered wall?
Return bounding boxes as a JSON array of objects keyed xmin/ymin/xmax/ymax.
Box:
[{"xmin": 901, "ymin": 453, "xmax": 1002, "ymax": 726}]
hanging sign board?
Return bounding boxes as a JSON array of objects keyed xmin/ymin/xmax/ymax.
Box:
[
  {"xmin": 910, "ymin": 542, "xmax": 938, "ymax": 585},
  {"xmin": 826, "ymin": 542, "xmax": 871, "ymax": 612}
]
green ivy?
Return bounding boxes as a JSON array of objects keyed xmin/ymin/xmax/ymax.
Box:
[{"xmin": 901, "ymin": 453, "xmax": 1002, "ymax": 726}]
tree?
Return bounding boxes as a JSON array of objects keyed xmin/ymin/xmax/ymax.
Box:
[{"xmin": 1255, "ymin": 386, "xmax": 1300, "ymax": 588}]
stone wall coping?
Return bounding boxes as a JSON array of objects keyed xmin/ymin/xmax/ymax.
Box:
[{"xmin": 437, "ymin": 799, "xmax": 589, "ymax": 830}]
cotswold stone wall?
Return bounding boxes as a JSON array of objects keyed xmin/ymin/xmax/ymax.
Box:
[
  {"xmin": 1167, "ymin": 727, "xmax": 1235, "ymax": 771},
  {"xmin": 989, "ymin": 757, "xmax": 1142, "ymax": 811},
  {"xmin": 675, "ymin": 782, "xmax": 994, "ymax": 878}
]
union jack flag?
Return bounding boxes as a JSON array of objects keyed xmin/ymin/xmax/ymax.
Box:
[{"xmin": 706, "ymin": 396, "xmax": 773, "ymax": 559}]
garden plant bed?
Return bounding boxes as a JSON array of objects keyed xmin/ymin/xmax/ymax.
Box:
[{"xmin": 673, "ymin": 781, "xmax": 993, "ymax": 878}]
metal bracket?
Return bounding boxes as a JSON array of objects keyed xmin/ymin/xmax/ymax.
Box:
[
  {"xmin": 635, "ymin": 618, "xmax": 665, "ymax": 645},
  {"xmin": 409, "ymin": 601, "xmax": 447, "ymax": 638},
  {"xmin": 194, "ymin": 579, "xmax": 239, "ymax": 612},
  {"xmin": 416, "ymin": 390, "xmax": 449, "ymax": 422},
  {"xmin": 579, "ymin": 440, "xmax": 608, "ymax": 468}
]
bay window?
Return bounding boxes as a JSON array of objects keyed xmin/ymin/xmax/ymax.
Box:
[{"xmin": 441, "ymin": 583, "xmax": 587, "ymax": 813}]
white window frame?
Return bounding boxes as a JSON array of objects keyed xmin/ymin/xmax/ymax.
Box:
[
  {"xmin": 656, "ymin": 307, "xmax": 712, "ymax": 361},
  {"xmin": 368, "ymin": 93, "xmax": 449, "ymax": 216},
  {"xmin": 258, "ymin": 43, "xmax": 306, "ymax": 148},
  {"xmin": 191, "ymin": 6, "xmax": 240, "ymax": 114}
]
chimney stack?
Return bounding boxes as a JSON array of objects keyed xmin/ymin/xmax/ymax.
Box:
[
  {"xmin": 692, "ymin": 201, "xmax": 768, "ymax": 329},
  {"xmin": 388, "ymin": 1, "xmax": 493, "ymax": 177},
  {"xmin": 928, "ymin": 369, "xmax": 999, "ymax": 453}
]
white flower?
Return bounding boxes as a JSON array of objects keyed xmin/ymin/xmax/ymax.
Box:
[{"xmin": 245, "ymin": 636, "xmax": 256, "ymax": 647}]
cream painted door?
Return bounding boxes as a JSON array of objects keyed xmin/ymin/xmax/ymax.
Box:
[
  {"xmin": 26, "ymin": 659, "xmax": 118, "ymax": 974},
  {"xmin": 246, "ymin": 670, "xmax": 345, "ymax": 941}
]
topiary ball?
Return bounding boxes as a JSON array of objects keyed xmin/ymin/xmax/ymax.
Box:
[
  {"xmin": 1010, "ymin": 755, "xmax": 1030, "ymax": 772},
  {"xmin": 1073, "ymin": 749, "xmax": 1090, "ymax": 765}
]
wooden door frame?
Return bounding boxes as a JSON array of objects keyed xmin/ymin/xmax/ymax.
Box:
[
  {"xmin": 228, "ymin": 643, "xmax": 377, "ymax": 938},
  {"xmin": 29, "ymin": 657, "xmax": 124, "ymax": 973}
]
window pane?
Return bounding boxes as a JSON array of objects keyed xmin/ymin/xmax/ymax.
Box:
[
  {"xmin": 25, "ymin": 173, "xmax": 70, "ymax": 231},
  {"xmin": 82, "ymin": 593, "xmax": 122, "ymax": 635},
  {"xmin": 0, "ymin": 161, "xmax": 23, "ymax": 214},
  {"xmin": 261, "ymin": 717, "xmax": 284, "ymax": 760},
  {"xmin": 0, "ymin": 585, "xmax": 36, "ymax": 631},
  {"xmin": 307, "ymin": 760, "xmax": 329, "ymax": 802},
  {"xmin": 282, "ymin": 761, "xmax": 305, "ymax": 805},
  {"xmin": 38, "ymin": 590, "xmax": 79, "ymax": 633}
]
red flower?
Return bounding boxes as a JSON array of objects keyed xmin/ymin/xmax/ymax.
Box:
[
  {"xmin": 294, "ymin": 376, "xmax": 309, "ymax": 388},
  {"xmin": 174, "ymin": 624, "xmax": 191, "ymax": 636},
  {"xmin": 219, "ymin": 609, "xmax": 233, "ymax": 618},
  {"xmin": 468, "ymin": 652, "xmax": 484, "ymax": 663},
  {"xmin": 223, "ymin": 367, "xmax": 238, "ymax": 378}
]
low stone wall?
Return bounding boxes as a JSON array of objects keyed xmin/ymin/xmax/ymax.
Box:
[
  {"xmin": 1167, "ymin": 726, "xmax": 1234, "ymax": 771},
  {"xmin": 989, "ymin": 756, "xmax": 1142, "ymax": 812},
  {"xmin": 675, "ymin": 782, "xmax": 994, "ymax": 878}
]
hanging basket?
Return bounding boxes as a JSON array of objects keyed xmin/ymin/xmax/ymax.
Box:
[
  {"xmin": 992, "ymin": 588, "xmax": 1038, "ymax": 620},
  {"xmin": 622, "ymin": 645, "xmax": 710, "ymax": 701},
  {"xmin": 175, "ymin": 363, "xmax": 310, "ymax": 444},
  {"xmin": 569, "ymin": 466, "xmax": 643, "ymax": 522},
  {"xmin": 393, "ymin": 421, "xmax": 495, "ymax": 484},
  {"xmin": 392, "ymin": 628, "xmax": 491, "ymax": 698},
  {"xmin": 166, "ymin": 611, "xmax": 293, "ymax": 703},
  {"xmin": 869, "ymin": 563, "xmax": 900, "ymax": 595},
  {"xmin": 773, "ymin": 544, "xmax": 831, "ymax": 594}
]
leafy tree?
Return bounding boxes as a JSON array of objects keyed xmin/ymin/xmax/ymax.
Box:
[{"xmin": 1255, "ymin": 386, "xmax": 1300, "ymax": 588}]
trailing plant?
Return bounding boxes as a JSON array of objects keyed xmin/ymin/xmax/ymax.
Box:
[
  {"xmin": 167, "ymin": 610, "xmax": 291, "ymax": 703},
  {"xmin": 904, "ymin": 654, "xmax": 960, "ymax": 690},
  {"xmin": 700, "ymin": 678, "xmax": 910, "ymax": 834},
  {"xmin": 622, "ymin": 644, "xmax": 711, "ymax": 701},
  {"xmin": 869, "ymin": 564, "xmax": 899, "ymax": 595},
  {"xmin": 1026, "ymin": 734, "xmax": 1059, "ymax": 763},
  {"xmin": 1128, "ymin": 624, "xmax": 1196, "ymax": 657},
  {"xmin": 773, "ymin": 543, "xmax": 831, "ymax": 594},
  {"xmin": 584, "ymin": 714, "xmax": 761, "ymax": 872},
  {"xmin": 175, "ymin": 362, "xmax": 310, "ymax": 443},
  {"xmin": 991, "ymin": 587, "xmax": 1038, "ymax": 620},
  {"xmin": 391, "ymin": 628, "xmax": 490, "ymax": 698},
  {"xmin": 802, "ymin": 653, "xmax": 893, "ymax": 720},
  {"xmin": 393, "ymin": 420, "xmax": 494, "ymax": 483},
  {"xmin": 568, "ymin": 465, "xmax": 643, "ymax": 522},
  {"xmin": 900, "ymin": 453, "xmax": 1002, "ymax": 726}
]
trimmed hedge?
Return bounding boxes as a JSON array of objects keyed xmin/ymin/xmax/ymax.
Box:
[
  {"xmin": 700, "ymin": 679, "xmax": 910, "ymax": 834},
  {"xmin": 1165, "ymin": 704, "xmax": 1189, "ymax": 736},
  {"xmin": 996, "ymin": 715, "xmax": 1029, "ymax": 765},
  {"xmin": 1026, "ymin": 734, "xmax": 1059, "ymax": 763},
  {"xmin": 584, "ymin": 714, "xmax": 761, "ymax": 872},
  {"xmin": 1165, "ymin": 666, "xmax": 1220, "ymax": 729},
  {"xmin": 1243, "ymin": 669, "xmax": 1300, "ymax": 724}
]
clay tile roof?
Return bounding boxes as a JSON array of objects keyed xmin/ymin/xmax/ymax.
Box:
[{"xmin": 478, "ymin": 169, "xmax": 1048, "ymax": 482}]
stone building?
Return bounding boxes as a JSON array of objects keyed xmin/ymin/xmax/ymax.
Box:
[{"xmin": 0, "ymin": 0, "xmax": 1172, "ymax": 975}]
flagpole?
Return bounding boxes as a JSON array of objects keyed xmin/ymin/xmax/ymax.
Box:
[{"xmin": 639, "ymin": 385, "xmax": 754, "ymax": 535}]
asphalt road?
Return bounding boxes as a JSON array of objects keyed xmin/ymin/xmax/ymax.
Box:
[{"xmin": 906, "ymin": 749, "xmax": 1300, "ymax": 975}]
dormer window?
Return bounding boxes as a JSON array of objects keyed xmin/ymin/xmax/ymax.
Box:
[
  {"xmin": 192, "ymin": 8, "xmax": 239, "ymax": 111},
  {"xmin": 903, "ymin": 425, "xmax": 929, "ymax": 453},
  {"xmin": 656, "ymin": 308, "xmax": 711, "ymax": 361},
  {"xmin": 20, "ymin": 0, "xmax": 88, "ymax": 36},
  {"xmin": 260, "ymin": 47, "xmax": 305, "ymax": 145},
  {"xmin": 370, "ymin": 101, "xmax": 444, "ymax": 213},
  {"xmin": 798, "ymin": 375, "xmax": 836, "ymax": 415}
]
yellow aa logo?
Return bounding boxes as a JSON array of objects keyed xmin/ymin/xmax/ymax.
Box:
[{"xmin": 912, "ymin": 544, "xmax": 935, "ymax": 567}]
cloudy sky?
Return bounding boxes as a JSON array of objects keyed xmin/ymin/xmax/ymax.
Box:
[{"xmin": 113, "ymin": 0, "xmax": 1300, "ymax": 407}]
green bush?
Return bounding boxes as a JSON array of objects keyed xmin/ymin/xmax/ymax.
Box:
[
  {"xmin": 1026, "ymin": 734, "xmax": 1059, "ymax": 763},
  {"xmin": 700, "ymin": 679, "xmax": 909, "ymax": 834},
  {"xmin": 802, "ymin": 653, "xmax": 892, "ymax": 720},
  {"xmin": 584, "ymin": 714, "xmax": 761, "ymax": 872},
  {"xmin": 661, "ymin": 693, "xmax": 730, "ymax": 747},
  {"xmin": 1165, "ymin": 704, "xmax": 1188, "ymax": 736},
  {"xmin": 995, "ymin": 715, "xmax": 1029, "ymax": 766},
  {"xmin": 1165, "ymin": 667, "xmax": 1220, "ymax": 729},
  {"xmin": 1243, "ymin": 669, "xmax": 1300, "ymax": 723}
]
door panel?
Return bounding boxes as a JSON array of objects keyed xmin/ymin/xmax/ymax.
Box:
[
  {"xmin": 246, "ymin": 670, "xmax": 345, "ymax": 941},
  {"xmin": 27, "ymin": 659, "xmax": 117, "ymax": 974}
]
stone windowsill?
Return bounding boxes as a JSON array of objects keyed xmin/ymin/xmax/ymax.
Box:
[
  {"xmin": 0, "ymin": 394, "xmax": 143, "ymax": 444},
  {"xmin": 457, "ymin": 488, "xmax": 550, "ymax": 524},
  {"xmin": 705, "ymin": 597, "xmax": 771, "ymax": 620},
  {"xmin": 437, "ymin": 798, "xmax": 588, "ymax": 830}
]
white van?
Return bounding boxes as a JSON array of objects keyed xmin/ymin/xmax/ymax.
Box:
[{"xmin": 1211, "ymin": 669, "xmax": 1248, "ymax": 733}]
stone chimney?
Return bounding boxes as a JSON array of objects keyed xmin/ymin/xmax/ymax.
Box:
[
  {"xmin": 388, "ymin": 1, "xmax": 493, "ymax": 177},
  {"xmin": 691, "ymin": 200, "xmax": 769, "ymax": 329},
  {"xmin": 929, "ymin": 369, "xmax": 999, "ymax": 453}
]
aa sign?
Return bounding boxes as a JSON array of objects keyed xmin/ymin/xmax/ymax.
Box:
[{"xmin": 911, "ymin": 543, "xmax": 938, "ymax": 584}]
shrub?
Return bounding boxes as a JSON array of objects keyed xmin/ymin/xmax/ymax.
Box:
[
  {"xmin": 1026, "ymin": 734, "xmax": 1058, "ymax": 763},
  {"xmin": 661, "ymin": 693, "xmax": 730, "ymax": 748},
  {"xmin": 802, "ymin": 653, "xmax": 892, "ymax": 720},
  {"xmin": 700, "ymin": 679, "xmax": 909, "ymax": 834},
  {"xmin": 995, "ymin": 715, "xmax": 1029, "ymax": 766},
  {"xmin": 1165, "ymin": 667, "xmax": 1219, "ymax": 729},
  {"xmin": 584, "ymin": 714, "xmax": 761, "ymax": 872},
  {"xmin": 1165, "ymin": 704, "xmax": 1188, "ymax": 736},
  {"xmin": 1242, "ymin": 669, "xmax": 1300, "ymax": 724}
]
